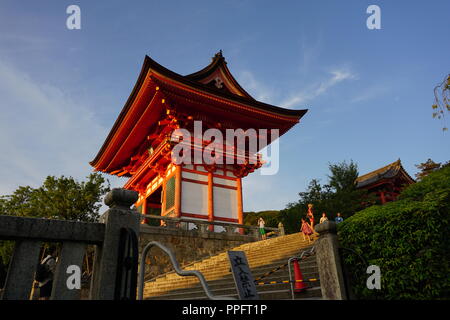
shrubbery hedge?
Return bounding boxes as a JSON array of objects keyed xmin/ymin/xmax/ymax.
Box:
[{"xmin": 338, "ymin": 166, "xmax": 450, "ymax": 299}]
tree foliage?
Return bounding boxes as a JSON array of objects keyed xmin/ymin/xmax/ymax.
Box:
[
  {"xmin": 432, "ymin": 73, "xmax": 450, "ymax": 131},
  {"xmin": 328, "ymin": 161, "xmax": 359, "ymax": 192},
  {"xmin": 0, "ymin": 173, "xmax": 110, "ymax": 287},
  {"xmin": 278, "ymin": 160, "xmax": 369, "ymax": 234},
  {"xmin": 338, "ymin": 166, "xmax": 450, "ymax": 299},
  {"xmin": 243, "ymin": 210, "xmax": 279, "ymax": 228},
  {"xmin": 0, "ymin": 173, "xmax": 110, "ymax": 222}
]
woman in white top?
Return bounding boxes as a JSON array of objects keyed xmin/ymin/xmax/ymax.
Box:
[{"xmin": 319, "ymin": 212, "xmax": 328, "ymax": 224}]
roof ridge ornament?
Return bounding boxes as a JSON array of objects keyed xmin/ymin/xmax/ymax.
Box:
[{"xmin": 214, "ymin": 50, "xmax": 223, "ymax": 59}]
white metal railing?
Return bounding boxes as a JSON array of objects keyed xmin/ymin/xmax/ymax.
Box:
[{"xmin": 137, "ymin": 241, "xmax": 236, "ymax": 300}]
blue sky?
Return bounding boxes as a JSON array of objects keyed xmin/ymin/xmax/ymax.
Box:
[{"xmin": 0, "ymin": 1, "xmax": 449, "ymax": 212}]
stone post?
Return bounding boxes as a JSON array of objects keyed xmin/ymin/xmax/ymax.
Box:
[
  {"xmin": 314, "ymin": 221, "xmax": 347, "ymax": 300},
  {"xmin": 90, "ymin": 188, "xmax": 140, "ymax": 300}
]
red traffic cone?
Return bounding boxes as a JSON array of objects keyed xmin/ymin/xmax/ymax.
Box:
[{"xmin": 293, "ymin": 258, "xmax": 307, "ymax": 293}]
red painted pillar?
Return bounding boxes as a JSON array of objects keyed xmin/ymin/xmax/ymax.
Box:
[
  {"xmin": 380, "ymin": 191, "xmax": 386, "ymax": 205},
  {"xmin": 236, "ymin": 177, "xmax": 244, "ymax": 235},
  {"xmin": 208, "ymin": 172, "xmax": 214, "ymax": 232},
  {"xmin": 174, "ymin": 165, "xmax": 182, "ymax": 218}
]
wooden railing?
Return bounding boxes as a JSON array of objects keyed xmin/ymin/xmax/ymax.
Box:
[{"xmin": 0, "ymin": 188, "xmax": 141, "ymax": 300}]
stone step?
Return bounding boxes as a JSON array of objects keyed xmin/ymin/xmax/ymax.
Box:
[
  {"xmin": 200, "ymin": 236, "xmax": 306, "ymax": 252},
  {"xmin": 151, "ymin": 260, "xmax": 318, "ymax": 283},
  {"xmin": 184, "ymin": 244, "xmax": 309, "ymax": 264},
  {"xmin": 147, "ymin": 263, "xmax": 319, "ymax": 285},
  {"xmin": 174, "ymin": 259, "xmax": 315, "ymax": 279},
  {"xmin": 145, "ymin": 262, "xmax": 319, "ymax": 293},
  {"xmin": 180, "ymin": 245, "xmax": 314, "ymax": 270},
  {"xmin": 142, "ymin": 233, "xmax": 320, "ymax": 300},
  {"xmin": 145, "ymin": 272, "xmax": 321, "ymax": 296},
  {"xmin": 147, "ymin": 236, "xmax": 311, "ymax": 277},
  {"xmin": 148, "ymin": 260, "xmax": 318, "ymax": 287},
  {"xmin": 157, "ymin": 253, "xmax": 316, "ymax": 282},
  {"xmin": 146, "ymin": 251, "xmax": 310, "ymax": 280},
  {"xmin": 147, "ymin": 285, "xmax": 322, "ymax": 300}
]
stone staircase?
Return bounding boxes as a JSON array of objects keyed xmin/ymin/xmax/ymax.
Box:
[{"xmin": 143, "ymin": 232, "xmax": 322, "ymax": 300}]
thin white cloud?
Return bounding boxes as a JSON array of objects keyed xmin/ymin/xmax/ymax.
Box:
[
  {"xmin": 0, "ymin": 59, "xmax": 114, "ymax": 195},
  {"xmin": 0, "ymin": 34, "xmax": 53, "ymax": 53},
  {"xmin": 281, "ymin": 68, "xmax": 358, "ymax": 108},
  {"xmin": 238, "ymin": 67, "xmax": 357, "ymax": 110},
  {"xmin": 350, "ymin": 84, "xmax": 390, "ymax": 103}
]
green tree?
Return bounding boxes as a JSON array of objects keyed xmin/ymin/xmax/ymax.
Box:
[
  {"xmin": 0, "ymin": 173, "xmax": 110, "ymax": 222},
  {"xmin": 328, "ymin": 160, "xmax": 359, "ymax": 192},
  {"xmin": 244, "ymin": 210, "xmax": 280, "ymax": 228},
  {"xmin": 279, "ymin": 160, "xmax": 369, "ymax": 234},
  {"xmin": 279, "ymin": 202, "xmax": 303, "ymax": 234},
  {"xmin": 0, "ymin": 173, "xmax": 110, "ymax": 287}
]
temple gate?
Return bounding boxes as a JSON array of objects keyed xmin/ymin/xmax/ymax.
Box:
[{"xmin": 90, "ymin": 51, "xmax": 307, "ymax": 230}]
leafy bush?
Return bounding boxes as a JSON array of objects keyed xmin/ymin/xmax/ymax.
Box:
[{"xmin": 338, "ymin": 166, "xmax": 450, "ymax": 299}]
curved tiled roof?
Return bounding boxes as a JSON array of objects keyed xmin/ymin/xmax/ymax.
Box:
[
  {"xmin": 356, "ymin": 159, "xmax": 415, "ymax": 189},
  {"xmin": 90, "ymin": 52, "xmax": 308, "ymax": 173}
]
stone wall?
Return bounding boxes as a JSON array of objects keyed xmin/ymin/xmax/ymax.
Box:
[{"xmin": 139, "ymin": 225, "xmax": 257, "ymax": 280}]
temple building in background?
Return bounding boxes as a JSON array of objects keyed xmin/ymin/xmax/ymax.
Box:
[
  {"xmin": 356, "ymin": 159, "xmax": 415, "ymax": 204},
  {"xmin": 90, "ymin": 51, "xmax": 307, "ymax": 228}
]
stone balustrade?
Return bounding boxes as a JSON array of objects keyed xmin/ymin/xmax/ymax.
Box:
[
  {"xmin": 141, "ymin": 214, "xmax": 281, "ymax": 238},
  {"xmin": 0, "ymin": 188, "xmax": 141, "ymax": 300}
]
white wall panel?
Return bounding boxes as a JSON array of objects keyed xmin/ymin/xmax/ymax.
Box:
[
  {"xmin": 213, "ymin": 177, "xmax": 236, "ymax": 187},
  {"xmin": 182, "ymin": 171, "xmax": 208, "ymax": 182},
  {"xmin": 213, "ymin": 186, "xmax": 237, "ymax": 219},
  {"xmin": 181, "ymin": 181, "xmax": 208, "ymax": 215},
  {"xmin": 226, "ymin": 170, "xmax": 237, "ymax": 178}
]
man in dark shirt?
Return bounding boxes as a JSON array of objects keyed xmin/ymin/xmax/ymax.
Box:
[{"xmin": 335, "ymin": 212, "xmax": 344, "ymax": 224}]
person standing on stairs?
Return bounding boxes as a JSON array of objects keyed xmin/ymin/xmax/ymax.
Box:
[
  {"xmin": 278, "ymin": 221, "xmax": 285, "ymax": 236},
  {"xmin": 307, "ymin": 204, "xmax": 315, "ymax": 229},
  {"xmin": 307, "ymin": 203, "xmax": 319, "ymax": 236},
  {"xmin": 301, "ymin": 218, "xmax": 313, "ymax": 243},
  {"xmin": 37, "ymin": 246, "xmax": 57, "ymax": 300},
  {"xmin": 258, "ymin": 217, "xmax": 267, "ymax": 240},
  {"xmin": 335, "ymin": 212, "xmax": 344, "ymax": 224}
]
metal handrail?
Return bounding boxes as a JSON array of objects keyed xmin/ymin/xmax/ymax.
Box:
[
  {"xmin": 137, "ymin": 241, "xmax": 236, "ymax": 300},
  {"xmin": 287, "ymin": 246, "xmax": 316, "ymax": 300}
]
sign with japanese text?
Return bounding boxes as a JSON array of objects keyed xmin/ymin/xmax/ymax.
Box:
[{"xmin": 227, "ymin": 251, "xmax": 259, "ymax": 300}]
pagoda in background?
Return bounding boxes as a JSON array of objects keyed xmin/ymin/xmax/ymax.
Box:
[
  {"xmin": 90, "ymin": 51, "xmax": 307, "ymax": 229},
  {"xmin": 356, "ymin": 159, "xmax": 415, "ymax": 204}
]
